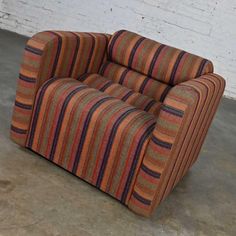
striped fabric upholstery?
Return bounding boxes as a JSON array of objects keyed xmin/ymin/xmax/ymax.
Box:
[
  {"xmin": 11, "ymin": 29, "xmax": 225, "ymax": 217},
  {"xmin": 11, "ymin": 31, "xmax": 110, "ymax": 146},
  {"xmin": 78, "ymin": 73, "xmax": 161, "ymax": 116},
  {"xmin": 128, "ymin": 74, "xmax": 225, "ymax": 216},
  {"xmin": 99, "ymin": 61, "xmax": 171, "ymax": 102},
  {"xmin": 108, "ymin": 30, "xmax": 213, "ymax": 85},
  {"xmin": 27, "ymin": 78, "xmax": 156, "ymax": 204}
]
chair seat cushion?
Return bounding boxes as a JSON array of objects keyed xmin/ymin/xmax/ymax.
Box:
[
  {"xmin": 27, "ymin": 78, "xmax": 156, "ymax": 204},
  {"xmin": 78, "ymin": 73, "xmax": 162, "ymax": 116},
  {"xmin": 99, "ymin": 61, "xmax": 172, "ymax": 102}
]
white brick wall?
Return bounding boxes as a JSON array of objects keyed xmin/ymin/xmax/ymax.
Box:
[{"xmin": 0, "ymin": 0, "xmax": 236, "ymax": 99}]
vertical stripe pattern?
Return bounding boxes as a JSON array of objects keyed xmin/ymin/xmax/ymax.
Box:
[
  {"xmin": 108, "ymin": 30, "xmax": 213, "ymax": 85},
  {"xmin": 77, "ymin": 74, "xmax": 162, "ymax": 116},
  {"xmin": 27, "ymin": 78, "xmax": 156, "ymax": 204},
  {"xmin": 128, "ymin": 74, "xmax": 225, "ymax": 216},
  {"xmin": 10, "ymin": 29, "xmax": 225, "ymax": 217},
  {"xmin": 11, "ymin": 31, "xmax": 110, "ymax": 146},
  {"xmin": 99, "ymin": 61, "xmax": 172, "ymax": 102}
]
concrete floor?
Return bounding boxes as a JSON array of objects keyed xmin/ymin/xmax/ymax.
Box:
[{"xmin": 0, "ymin": 29, "xmax": 235, "ymax": 236}]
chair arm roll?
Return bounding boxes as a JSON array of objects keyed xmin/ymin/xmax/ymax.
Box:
[
  {"xmin": 128, "ymin": 73, "xmax": 225, "ymax": 216},
  {"xmin": 11, "ymin": 31, "xmax": 110, "ymax": 146}
]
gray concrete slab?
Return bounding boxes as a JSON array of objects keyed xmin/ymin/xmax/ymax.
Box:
[{"xmin": 0, "ymin": 29, "xmax": 235, "ymax": 236}]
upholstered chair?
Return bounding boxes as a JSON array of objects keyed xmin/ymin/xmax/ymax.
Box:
[{"xmin": 11, "ymin": 30, "xmax": 225, "ymax": 216}]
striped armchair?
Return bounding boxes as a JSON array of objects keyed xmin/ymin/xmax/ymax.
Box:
[{"xmin": 11, "ymin": 30, "xmax": 225, "ymax": 216}]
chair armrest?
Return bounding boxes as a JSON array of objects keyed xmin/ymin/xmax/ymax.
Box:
[
  {"xmin": 128, "ymin": 73, "xmax": 225, "ymax": 216},
  {"xmin": 10, "ymin": 31, "xmax": 110, "ymax": 146}
]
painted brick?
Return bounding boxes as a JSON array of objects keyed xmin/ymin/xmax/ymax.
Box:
[{"xmin": 0, "ymin": 0, "xmax": 235, "ymax": 98}]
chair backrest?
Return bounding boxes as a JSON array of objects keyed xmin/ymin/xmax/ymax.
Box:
[{"xmin": 106, "ymin": 30, "xmax": 213, "ymax": 86}]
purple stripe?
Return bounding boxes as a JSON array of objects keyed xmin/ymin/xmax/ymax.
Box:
[
  {"xmin": 162, "ymin": 104, "xmax": 184, "ymax": 117},
  {"xmin": 148, "ymin": 44, "xmax": 166, "ymax": 77},
  {"xmin": 128, "ymin": 37, "xmax": 145, "ymax": 68},
  {"xmin": 108, "ymin": 30, "xmax": 126, "ymax": 59},
  {"xmin": 121, "ymin": 90, "xmax": 133, "ymax": 101},
  {"xmin": 27, "ymin": 78, "xmax": 58, "ymax": 148},
  {"xmin": 96, "ymin": 107, "xmax": 137, "ymax": 187},
  {"xmin": 119, "ymin": 69, "xmax": 129, "ymax": 84},
  {"xmin": 69, "ymin": 33, "xmax": 80, "ymax": 77},
  {"xmin": 98, "ymin": 34, "xmax": 110, "ymax": 70},
  {"xmin": 100, "ymin": 81, "xmax": 113, "ymax": 92},
  {"xmin": 15, "ymin": 100, "xmax": 32, "ymax": 110},
  {"xmin": 11, "ymin": 125, "xmax": 27, "ymax": 134},
  {"xmin": 85, "ymin": 33, "xmax": 95, "ymax": 73},
  {"xmin": 143, "ymin": 99, "xmax": 156, "ymax": 112},
  {"xmin": 161, "ymin": 79, "xmax": 212, "ymax": 202},
  {"xmin": 151, "ymin": 135, "xmax": 172, "ymax": 149},
  {"xmin": 49, "ymin": 32, "xmax": 62, "ymax": 77},
  {"xmin": 133, "ymin": 191, "xmax": 151, "ymax": 205},
  {"xmin": 77, "ymin": 73, "xmax": 90, "ymax": 82},
  {"xmin": 196, "ymin": 59, "xmax": 208, "ymax": 78},
  {"xmin": 141, "ymin": 163, "xmax": 161, "ymax": 178},
  {"xmin": 169, "ymin": 51, "xmax": 186, "ymax": 85},
  {"xmin": 99, "ymin": 61, "xmax": 110, "ymax": 75},
  {"xmin": 139, "ymin": 77, "xmax": 149, "ymax": 93},
  {"xmin": 19, "ymin": 73, "xmax": 35, "ymax": 83},
  {"xmin": 25, "ymin": 45, "xmax": 43, "ymax": 55},
  {"xmin": 49, "ymin": 85, "xmax": 88, "ymax": 161},
  {"xmin": 121, "ymin": 123, "xmax": 155, "ymax": 203},
  {"xmin": 160, "ymin": 86, "xmax": 172, "ymax": 102},
  {"xmin": 72, "ymin": 96, "xmax": 114, "ymax": 174}
]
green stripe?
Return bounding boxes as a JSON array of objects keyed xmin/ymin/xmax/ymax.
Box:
[
  {"xmin": 85, "ymin": 102, "xmax": 131, "ymax": 181},
  {"xmin": 38, "ymin": 81, "xmax": 76, "ymax": 154},
  {"xmin": 62, "ymin": 89, "xmax": 106, "ymax": 167},
  {"xmin": 109, "ymin": 113, "xmax": 154, "ymax": 196},
  {"xmin": 157, "ymin": 118, "xmax": 181, "ymax": 132}
]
